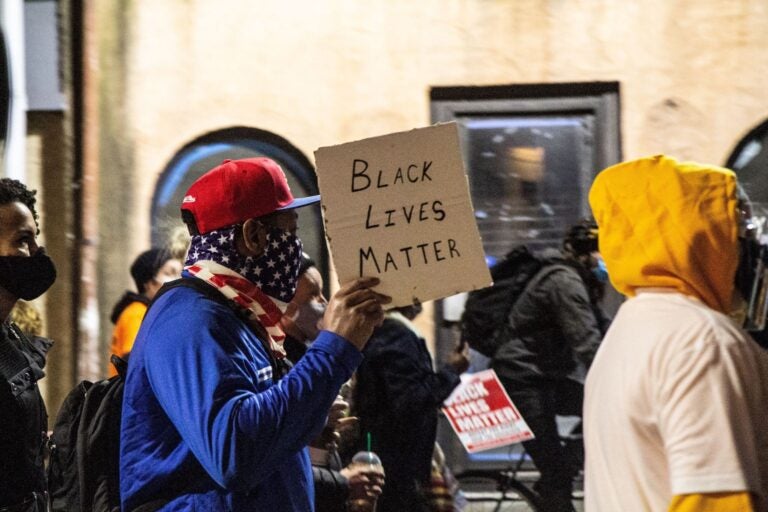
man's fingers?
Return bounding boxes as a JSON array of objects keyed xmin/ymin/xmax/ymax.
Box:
[
  {"xmin": 349, "ymin": 298, "xmax": 386, "ymax": 327},
  {"xmin": 334, "ymin": 277, "xmax": 392, "ymax": 309},
  {"xmin": 336, "ymin": 416, "xmax": 359, "ymax": 431},
  {"xmin": 336, "ymin": 277, "xmax": 380, "ymax": 297},
  {"xmin": 329, "ymin": 402, "xmax": 349, "ymax": 415},
  {"xmin": 370, "ymin": 477, "xmax": 383, "ymax": 485},
  {"xmin": 343, "ymin": 287, "xmax": 391, "ymax": 308},
  {"xmin": 326, "ymin": 277, "xmax": 393, "ymax": 349}
]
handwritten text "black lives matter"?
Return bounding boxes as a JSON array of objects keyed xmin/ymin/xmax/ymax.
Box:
[{"xmin": 351, "ymin": 158, "xmax": 461, "ymax": 277}]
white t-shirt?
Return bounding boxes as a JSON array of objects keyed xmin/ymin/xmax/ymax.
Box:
[{"xmin": 584, "ymin": 291, "xmax": 768, "ymax": 511}]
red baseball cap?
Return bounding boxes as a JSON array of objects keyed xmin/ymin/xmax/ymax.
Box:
[{"xmin": 181, "ymin": 157, "xmax": 320, "ymax": 235}]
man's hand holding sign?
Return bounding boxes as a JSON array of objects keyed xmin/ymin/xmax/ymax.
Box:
[{"xmin": 314, "ymin": 122, "xmax": 491, "ymax": 307}]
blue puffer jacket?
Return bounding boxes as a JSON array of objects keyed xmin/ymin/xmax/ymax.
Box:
[{"xmin": 119, "ymin": 280, "xmax": 361, "ymax": 511}]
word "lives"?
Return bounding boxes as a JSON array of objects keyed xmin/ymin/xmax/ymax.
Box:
[{"xmin": 365, "ymin": 200, "xmax": 445, "ymax": 229}]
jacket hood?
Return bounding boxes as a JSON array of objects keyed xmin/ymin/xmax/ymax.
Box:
[
  {"xmin": 110, "ymin": 291, "xmax": 150, "ymax": 324},
  {"xmin": 589, "ymin": 155, "xmax": 739, "ymax": 313}
]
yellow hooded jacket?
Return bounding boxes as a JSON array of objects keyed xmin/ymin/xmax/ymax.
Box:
[
  {"xmin": 589, "ymin": 154, "xmax": 739, "ymax": 314},
  {"xmin": 589, "ymin": 155, "xmax": 753, "ymax": 511}
]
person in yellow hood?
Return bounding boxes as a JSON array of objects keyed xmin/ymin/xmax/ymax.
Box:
[{"xmin": 584, "ymin": 155, "xmax": 768, "ymax": 512}]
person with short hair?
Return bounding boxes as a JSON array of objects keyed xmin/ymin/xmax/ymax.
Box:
[
  {"xmin": 119, "ymin": 158, "xmax": 390, "ymax": 511},
  {"xmin": 0, "ymin": 178, "xmax": 57, "ymax": 512}
]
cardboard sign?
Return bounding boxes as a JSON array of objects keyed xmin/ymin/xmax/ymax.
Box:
[
  {"xmin": 442, "ymin": 369, "xmax": 534, "ymax": 453},
  {"xmin": 314, "ymin": 123, "xmax": 491, "ymax": 307}
]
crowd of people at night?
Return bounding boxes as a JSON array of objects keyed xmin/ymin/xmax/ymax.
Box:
[{"xmin": 2, "ymin": 152, "xmax": 768, "ymax": 512}]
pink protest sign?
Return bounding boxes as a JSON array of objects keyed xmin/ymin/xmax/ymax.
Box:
[{"xmin": 442, "ymin": 369, "xmax": 534, "ymax": 453}]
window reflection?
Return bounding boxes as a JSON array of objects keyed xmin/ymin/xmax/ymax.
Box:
[{"xmin": 460, "ymin": 116, "xmax": 595, "ymax": 259}]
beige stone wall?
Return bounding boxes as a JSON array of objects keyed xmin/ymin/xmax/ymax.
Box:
[
  {"xmin": 26, "ymin": 112, "xmax": 75, "ymax": 415},
  {"xmin": 93, "ymin": 0, "xmax": 768, "ymax": 361}
]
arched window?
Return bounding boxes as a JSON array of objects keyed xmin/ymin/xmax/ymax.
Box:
[{"xmin": 152, "ymin": 127, "xmax": 327, "ymax": 282}]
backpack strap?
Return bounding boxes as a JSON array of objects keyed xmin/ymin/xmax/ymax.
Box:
[
  {"xmin": 149, "ymin": 278, "xmax": 288, "ymax": 381},
  {"xmin": 477, "ymin": 263, "xmax": 574, "ymax": 358},
  {"xmin": 507, "ymin": 263, "xmax": 573, "ymax": 328},
  {"xmin": 522, "ymin": 263, "xmax": 572, "ymax": 297},
  {"xmin": 110, "ymin": 354, "xmax": 128, "ymax": 379}
]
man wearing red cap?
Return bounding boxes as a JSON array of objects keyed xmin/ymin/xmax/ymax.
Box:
[{"xmin": 119, "ymin": 158, "xmax": 390, "ymax": 511}]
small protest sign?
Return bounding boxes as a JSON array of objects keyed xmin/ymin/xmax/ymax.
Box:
[
  {"xmin": 442, "ymin": 369, "xmax": 534, "ymax": 453},
  {"xmin": 314, "ymin": 123, "xmax": 491, "ymax": 307}
]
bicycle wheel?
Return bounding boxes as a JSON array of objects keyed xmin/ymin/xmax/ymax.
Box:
[{"xmin": 457, "ymin": 470, "xmax": 542, "ymax": 512}]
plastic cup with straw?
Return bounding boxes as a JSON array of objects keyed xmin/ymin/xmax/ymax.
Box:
[{"xmin": 348, "ymin": 432, "xmax": 385, "ymax": 512}]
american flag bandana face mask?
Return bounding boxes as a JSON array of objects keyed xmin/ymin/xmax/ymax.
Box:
[{"xmin": 185, "ymin": 225, "xmax": 304, "ymax": 304}]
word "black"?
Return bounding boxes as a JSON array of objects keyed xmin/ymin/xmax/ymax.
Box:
[{"xmin": 351, "ymin": 159, "xmax": 433, "ymax": 192}]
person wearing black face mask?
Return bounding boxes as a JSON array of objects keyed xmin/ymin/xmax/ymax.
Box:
[{"xmin": 0, "ymin": 178, "xmax": 57, "ymax": 512}]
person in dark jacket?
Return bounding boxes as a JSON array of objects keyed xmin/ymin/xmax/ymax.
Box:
[
  {"xmin": 353, "ymin": 304, "xmax": 469, "ymax": 511},
  {"xmin": 490, "ymin": 221, "xmax": 606, "ymax": 512},
  {"xmin": 119, "ymin": 158, "xmax": 390, "ymax": 511},
  {"xmin": 281, "ymin": 253, "xmax": 384, "ymax": 511},
  {"xmin": 0, "ymin": 178, "xmax": 57, "ymax": 512}
]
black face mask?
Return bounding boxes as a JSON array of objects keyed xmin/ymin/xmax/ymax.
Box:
[{"xmin": 0, "ymin": 248, "xmax": 57, "ymax": 300}]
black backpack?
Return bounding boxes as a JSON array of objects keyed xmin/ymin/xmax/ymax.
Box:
[
  {"xmin": 48, "ymin": 355, "xmax": 126, "ymax": 512},
  {"xmin": 46, "ymin": 278, "xmax": 288, "ymax": 512},
  {"xmin": 460, "ymin": 246, "xmax": 549, "ymax": 358}
]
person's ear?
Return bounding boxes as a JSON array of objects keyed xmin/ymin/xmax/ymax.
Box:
[{"xmin": 239, "ymin": 219, "xmax": 268, "ymax": 258}]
